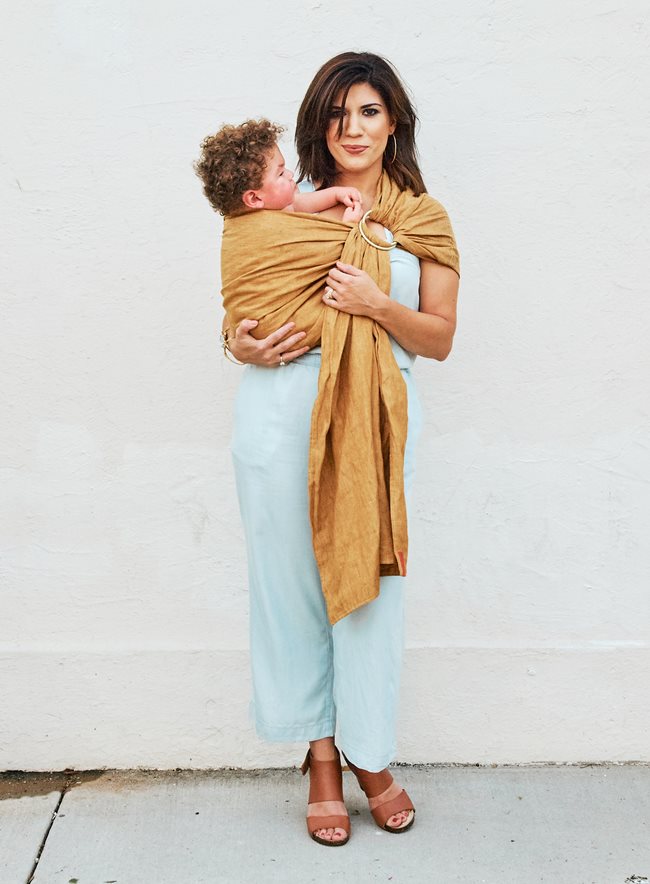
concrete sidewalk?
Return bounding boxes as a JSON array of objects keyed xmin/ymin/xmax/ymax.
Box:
[{"xmin": 1, "ymin": 764, "xmax": 649, "ymax": 884}]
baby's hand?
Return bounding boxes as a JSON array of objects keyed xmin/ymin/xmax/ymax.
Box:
[
  {"xmin": 342, "ymin": 200, "xmax": 364, "ymax": 223},
  {"xmin": 333, "ymin": 187, "xmax": 363, "ymax": 212}
]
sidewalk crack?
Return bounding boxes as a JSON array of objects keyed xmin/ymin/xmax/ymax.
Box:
[{"xmin": 25, "ymin": 774, "xmax": 72, "ymax": 884}]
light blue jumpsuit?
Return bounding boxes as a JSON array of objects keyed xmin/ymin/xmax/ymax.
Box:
[{"xmin": 231, "ymin": 188, "xmax": 423, "ymax": 771}]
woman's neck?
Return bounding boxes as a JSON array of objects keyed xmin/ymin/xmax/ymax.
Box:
[{"xmin": 334, "ymin": 165, "xmax": 384, "ymax": 208}]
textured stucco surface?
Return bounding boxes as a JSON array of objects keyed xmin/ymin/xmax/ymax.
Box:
[{"xmin": 1, "ymin": 0, "xmax": 649, "ymax": 769}]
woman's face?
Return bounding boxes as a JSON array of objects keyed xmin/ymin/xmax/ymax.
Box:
[{"xmin": 325, "ymin": 82, "xmax": 395, "ymax": 176}]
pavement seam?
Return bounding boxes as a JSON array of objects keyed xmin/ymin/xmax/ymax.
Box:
[{"xmin": 25, "ymin": 774, "xmax": 72, "ymax": 884}]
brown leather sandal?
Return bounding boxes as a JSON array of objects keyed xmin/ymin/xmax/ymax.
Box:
[
  {"xmin": 343, "ymin": 754, "xmax": 415, "ymax": 833},
  {"xmin": 301, "ymin": 748, "xmax": 350, "ymax": 846}
]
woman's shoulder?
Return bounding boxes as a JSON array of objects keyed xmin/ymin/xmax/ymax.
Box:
[
  {"xmin": 296, "ymin": 178, "xmax": 316, "ymax": 194},
  {"xmin": 399, "ymin": 188, "xmax": 456, "ymax": 239},
  {"xmin": 403, "ymin": 186, "xmax": 450, "ymax": 215}
]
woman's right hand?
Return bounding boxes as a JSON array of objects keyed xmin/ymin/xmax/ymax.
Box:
[{"xmin": 227, "ymin": 319, "xmax": 310, "ymax": 366}]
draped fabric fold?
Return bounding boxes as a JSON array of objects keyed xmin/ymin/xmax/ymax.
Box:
[{"xmin": 221, "ymin": 172, "xmax": 459, "ymax": 624}]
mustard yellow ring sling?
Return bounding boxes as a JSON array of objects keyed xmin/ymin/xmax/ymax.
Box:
[{"xmin": 221, "ymin": 172, "xmax": 459, "ymax": 624}]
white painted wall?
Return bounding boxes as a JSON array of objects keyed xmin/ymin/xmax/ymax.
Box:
[{"xmin": 1, "ymin": 0, "xmax": 649, "ymax": 770}]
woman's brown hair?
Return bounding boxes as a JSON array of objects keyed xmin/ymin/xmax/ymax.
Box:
[{"xmin": 296, "ymin": 52, "xmax": 426, "ymax": 195}]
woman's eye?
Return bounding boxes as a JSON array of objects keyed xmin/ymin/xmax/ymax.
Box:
[
  {"xmin": 362, "ymin": 108, "xmax": 379, "ymax": 116},
  {"xmin": 329, "ymin": 109, "xmax": 345, "ymax": 118}
]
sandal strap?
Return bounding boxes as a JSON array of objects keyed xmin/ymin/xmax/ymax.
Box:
[
  {"xmin": 307, "ymin": 811, "xmax": 350, "ymax": 833},
  {"xmin": 301, "ymin": 750, "xmax": 345, "ymax": 805},
  {"xmin": 370, "ymin": 788, "xmax": 415, "ymax": 828},
  {"xmin": 308, "ymin": 816, "xmax": 349, "ymax": 832},
  {"xmin": 343, "ymin": 755, "xmax": 393, "ymax": 798},
  {"xmin": 367, "ymin": 780, "xmax": 403, "ymax": 812},
  {"xmin": 307, "ymin": 800, "xmax": 348, "ymax": 820}
]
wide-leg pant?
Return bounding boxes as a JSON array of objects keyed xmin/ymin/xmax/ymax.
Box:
[{"xmin": 231, "ymin": 352, "xmax": 423, "ymax": 771}]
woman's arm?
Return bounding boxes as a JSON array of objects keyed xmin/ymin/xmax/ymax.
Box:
[
  {"xmin": 324, "ymin": 259, "xmax": 459, "ymax": 360},
  {"xmin": 225, "ymin": 318, "xmax": 311, "ymax": 366}
]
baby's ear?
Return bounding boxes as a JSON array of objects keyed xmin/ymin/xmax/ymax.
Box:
[{"xmin": 242, "ymin": 189, "xmax": 264, "ymax": 209}]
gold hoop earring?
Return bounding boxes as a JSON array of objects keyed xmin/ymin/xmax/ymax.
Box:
[{"xmin": 387, "ymin": 133, "xmax": 397, "ymax": 164}]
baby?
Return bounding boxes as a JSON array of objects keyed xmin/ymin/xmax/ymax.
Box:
[{"xmin": 194, "ymin": 118, "xmax": 363, "ymax": 221}]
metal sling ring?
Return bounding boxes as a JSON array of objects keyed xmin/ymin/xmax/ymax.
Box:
[{"xmin": 358, "ymin": 210, "xmax": 397, "ymax": 251}]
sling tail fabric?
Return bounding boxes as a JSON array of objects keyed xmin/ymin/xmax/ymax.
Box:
[{"xmin": 221, "ymin": 172, "xmax": 459, "ymax": 624}]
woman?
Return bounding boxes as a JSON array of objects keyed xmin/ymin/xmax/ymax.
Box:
[{"xmin": 226, "ymin": 52, "xmax": 459, "ymax": 845}]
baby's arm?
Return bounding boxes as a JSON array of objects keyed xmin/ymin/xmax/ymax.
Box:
[{"xmin": 293, "ymin": 186, "xmax": 363, "ymax": 220}]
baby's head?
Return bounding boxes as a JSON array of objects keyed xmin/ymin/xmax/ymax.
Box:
[{"xmin": 195, "ymin": 119, "xmax": 297, "ymax": 216}]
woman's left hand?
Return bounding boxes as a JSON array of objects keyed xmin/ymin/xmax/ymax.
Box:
[{"xmin": 322, "ymin": 261, "xmax": 388, "ymax": 318}]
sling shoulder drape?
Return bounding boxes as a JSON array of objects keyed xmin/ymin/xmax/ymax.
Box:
[{"xmin": 221, "ymin": 172, "xmax": 459, "ymax": 624}]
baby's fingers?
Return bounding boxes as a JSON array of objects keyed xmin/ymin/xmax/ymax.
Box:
[{"xmin": 348, "ymin": 203, "xmax": 363, "ymax": 222}]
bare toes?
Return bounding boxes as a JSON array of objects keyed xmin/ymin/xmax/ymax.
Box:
[
  {"xmin": 388, "ymin": 809, "xmax": 413, "ymax": 828},
  {"xmin": 314, "ymin": 825, "xmax": 347, "ymax": 842},
  {"xmin": 316, "ymin": 827, "xmax": 334, "ymax": 841}
]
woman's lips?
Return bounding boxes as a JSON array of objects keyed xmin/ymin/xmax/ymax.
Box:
[{"xmin": 341, "ymin": 145, "xmax": 368, "ymax": 154}]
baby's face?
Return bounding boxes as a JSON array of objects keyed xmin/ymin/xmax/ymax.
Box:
[{"xmin": 255, "ymin": 145, "xmax": 298, "ymax": 209}]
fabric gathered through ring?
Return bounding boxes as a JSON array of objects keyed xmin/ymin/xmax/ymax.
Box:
[{"xmin": 358, "ymin": 210, "xmax": 398, "ymax": 252}]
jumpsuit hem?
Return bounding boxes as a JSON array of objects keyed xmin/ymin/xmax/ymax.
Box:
[
  {"xmin": 253, "ymin": 715, "xmax": 337, "ymax": 743},
  {"xmin": 337, "ymin": 739, "xmax": 398, "ymax": 773}
]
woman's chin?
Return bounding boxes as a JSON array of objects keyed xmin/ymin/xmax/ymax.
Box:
[{"xmin": 334, "ymin": 153, "xmax": 382, "ymax": 175}]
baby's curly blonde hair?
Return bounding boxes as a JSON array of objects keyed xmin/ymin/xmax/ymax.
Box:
[{"xmin": 194, "ymin": 118, "xmax": 285, "ymax": 216}]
